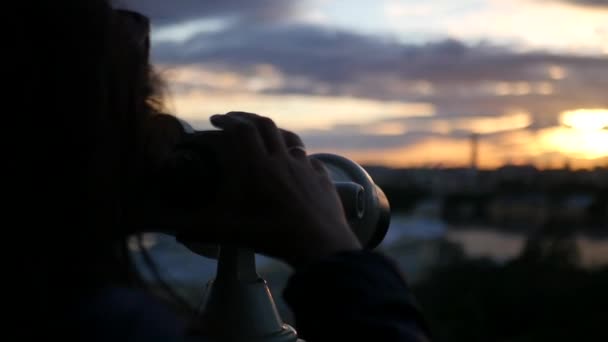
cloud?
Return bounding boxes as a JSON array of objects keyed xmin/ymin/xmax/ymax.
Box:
[
  {"xmin": 558, "ymin": 0, "xmax": 608, "ymax": 7},
  {"xmin": 153, "ymin": 23, "xmax": 608, "ymax": 130},
  {"xmin": 145, "ymin": 15, "xmax": 608, "ymax": 168},
  {"xmin": 116, "ymin": 0, "xmax": 299, "ymax": 26},
  {"xmin": 154, "ymin": 27, "xmax": 520, "ymax": 83},
  {"xmin": 163, "ymin": 88, "xmax": 435, "ymax": 131},
  {"xmin": 152, "ymin": 24, "xmax": 606, "ymax": 84}
]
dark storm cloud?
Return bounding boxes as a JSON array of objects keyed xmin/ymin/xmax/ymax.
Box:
[
  {"xmin": 558, "ymin": 0, "xmax": 608, "ymax": 7},
  {"xmin": 152, "ymin": 24, "xmax": 404, "ymax": 82},
  {"xmin": 153, "ymin": 26, "xmax": 526, "ymax": 83},
  {"xmin": 117, "ymin": 0, "xmax": 299, "ymax": 26},
  {"xmin": 152, "ymin": 23, "xmax": 608, "ymax": 85}
]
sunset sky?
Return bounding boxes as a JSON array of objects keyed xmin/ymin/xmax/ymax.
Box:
[{"xmin": 121, "ymin": 0, "xmax": 608, "ymax": 169}]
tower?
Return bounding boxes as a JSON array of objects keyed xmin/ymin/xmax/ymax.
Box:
[{"xmin": 470, "ymin": 133, "xmax": 479, "ymax": 171}]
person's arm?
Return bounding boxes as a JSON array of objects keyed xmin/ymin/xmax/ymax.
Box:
[
  {"xmin": 162, "ymin": 112, "xmax": 431, "ymax": 341},
  {"xmin": 285, "ymin": 251, "xmax": 431, "ymax": 342}
]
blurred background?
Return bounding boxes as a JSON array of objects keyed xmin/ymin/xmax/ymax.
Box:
[{"xmin": 120, "ymin": 0, "xmax": 608, "ymax": 341}]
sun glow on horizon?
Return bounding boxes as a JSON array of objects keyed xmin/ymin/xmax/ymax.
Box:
[
  {"xmin": 560, "ymin": 109, "xmax": 608, "ymax": 131},
  {"xmin": 540, "ymin": 128, "xmax": 608, "ymax": 160},
  {"xmin": 535, "ymin": 109, "xmax": 608, "ymax": 160}
]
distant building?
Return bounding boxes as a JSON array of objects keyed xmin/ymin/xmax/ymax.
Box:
[{"xmin": 487, "ymin": 194, "xmax": 548, "ymax": 227}]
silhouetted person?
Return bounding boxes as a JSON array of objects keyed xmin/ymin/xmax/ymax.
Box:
[{"xmin": 8, "ymin": 2, "xmax": 430, "ymax": 341}]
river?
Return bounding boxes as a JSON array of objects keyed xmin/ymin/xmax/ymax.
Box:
[{"xmin": 132, "ymin": 200, "xmax": 608, "ymax": 286}]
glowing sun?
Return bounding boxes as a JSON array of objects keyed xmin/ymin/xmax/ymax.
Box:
[
  {"xmin": 560, "ymin": 109, "xmax": 608, "ymax": 131},
  {"xmin": 539, "ymin": 109, "xmax": 608, "ymax": 160}
]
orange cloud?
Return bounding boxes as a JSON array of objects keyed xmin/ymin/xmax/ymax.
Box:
[{"xmin": 169, "ymin": 89, "xmax": 435, "ymax": 130}]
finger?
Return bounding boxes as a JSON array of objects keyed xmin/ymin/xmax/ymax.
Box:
[
  {"xmin": 310, "ymin": 158, "xmax": 330, "ymax": 178},
  {"xmin": 210, "ymin": 114, "xmax": 266, "ymax": 160},
  {"xmin": 287, "ymin": 146, "xmax": 308, "ymax": 160},
  {"xmin": 281, "ymin": 130, "xmax": 308, "ymax": 160},
  {"xmin": 281, "ymin": 130, "xmax": 305, "ymax": 149},
  {"xmin": 227, "ymin": 112, "xmax": 287, "ymax": 156}
]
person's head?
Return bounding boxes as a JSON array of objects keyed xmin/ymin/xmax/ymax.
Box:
[{"xmin": 11, "ymin": 1, "xmax": 167, "ymax": 301}]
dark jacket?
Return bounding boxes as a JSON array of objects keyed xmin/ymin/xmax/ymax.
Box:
[{"xmin": 77, "ymin": 251, "xmax": 431, "ymax": 341}]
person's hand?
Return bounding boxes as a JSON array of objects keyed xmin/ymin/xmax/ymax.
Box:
[{"xmin": 179, "ymin": 112, "xmax": 362, "ymax": 267}]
